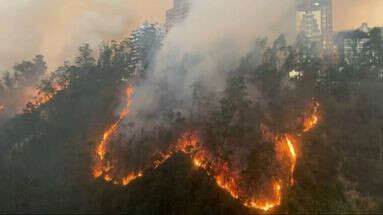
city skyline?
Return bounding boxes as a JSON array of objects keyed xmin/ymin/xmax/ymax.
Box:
[
  {"xmin": 0, "ymin": 0, "xmax": 382, "ymax": 70},
  {"xmin": 156, "ymin": 0, "xmax": 383, "ymax": 31}
]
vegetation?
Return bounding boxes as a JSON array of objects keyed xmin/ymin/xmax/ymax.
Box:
[{"xmin": 0, "ymin": 25, "xmax": 382, "ymax": 214}]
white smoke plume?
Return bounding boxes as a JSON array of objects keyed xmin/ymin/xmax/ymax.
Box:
[{"xmin": 129, "ymin": 0, "xmax": 295, "ymax": 127}]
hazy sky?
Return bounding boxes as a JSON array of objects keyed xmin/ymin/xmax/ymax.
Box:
[
  {"xmin": 141, "ymin": 0, "xmax": 383, "ymax": 31},
  {"xmin": 0, "ymin": 0, "xmax": 382, "ymax": 70},
  {"xmin": 334, "ymin": 0, "xmax": 383, "ymax": 30},
  {"xmin": 132, "ymin": 0, "xmax": 383, "ymax": 31},
  {"xmin": 0, "ymin": 0, "xmax": 173, "ymax": 70}
]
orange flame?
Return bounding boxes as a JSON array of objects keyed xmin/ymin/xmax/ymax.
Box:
[
  {"xmin": 104, "ymin": 174, "xmax": 113, "ymax": 182},
  {"xmin": 91, "ymin": 94, "xmax": 320, "ymax": 212},
  {"xmin": 152, "ymin": 132, "xmax": 201, "ymax": 169},
  {"xmin": 98, "ymin": 130, "xmax": 300, "ymax": 211},
  {"xmin": 303, "ymin": 115, "xmax": 318, "ymax": 132},
  {"xmin": 244, "ymin": 182, "xmax": 282, "ymax": 211},
  {"xmin": 171, "ymin": 133, "xmax": 284, "ymax": 211},
  {"xmin": 193, "ymin": 157, "xmax": 205, "ymax": 168},
  {"xmin": 286, "ymin": 136, "xmax": 297, "ymax": 185},
  {"xmin": 122, "ymin": 171, "xmax": 143, "ymax": 186},
  {"xmin": 33, "ymin": 81, "xmax": 70, "ymax": 107},
  {"xmin": 303, "ymin": 100, "xmax": 320, "ymax": 132},
  {"xmin": 96, "ymin": 123, "xmax": 119, "ymax": 161},
  {"xmin": 215, "ymin": 174, "xmax": 239, "ymax": 199},
  {"xmin": 286, "ymin": 137, "xmax": 296, "ymax": 159},
  {"xmin": 93, "ymin": 169, "xmax": 103, "ymax": 178},
  {"xmin": 93, "ymin": 86, "xmax": 135, "ymax": 183}
]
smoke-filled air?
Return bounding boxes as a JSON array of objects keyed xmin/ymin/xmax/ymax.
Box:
[{"xmin": 1, "ymin": 0, "xmax": 383, "ymax": 214}]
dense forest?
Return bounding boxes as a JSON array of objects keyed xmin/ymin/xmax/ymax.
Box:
[{"xmin": 0, "ymin": 22, "xmax": 383, "ymax": 214}]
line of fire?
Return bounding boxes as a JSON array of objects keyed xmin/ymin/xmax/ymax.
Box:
[
  {"xmin": 91, "ymin": 80, "xmax": 320, "ymax": 212},
  {"xmin": 1, "ymin": 0, "xmax": 383, "ymax": 214}
]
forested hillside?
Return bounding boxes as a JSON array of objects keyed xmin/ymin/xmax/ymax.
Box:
[{"xmin": 0, "ymin": 24, "xmax": 382, "ymax": 214}]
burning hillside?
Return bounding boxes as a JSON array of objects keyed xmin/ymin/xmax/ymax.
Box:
[
  {"xmin": 91, "ymin": 79, "xmax": 320, "ymax": 212},
  {"xmin": 3, "ymin": 0, "xmax": 383, "ymax": 212},
  {"xmin": 0, "ymin": 21, "xmax": 381, "ymax": 214}
]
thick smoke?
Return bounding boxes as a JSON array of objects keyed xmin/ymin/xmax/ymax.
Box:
[
  {"xmin": 114, "ymin": 1, "xmax": 299, "ymax": 201},
  {"xmin": 129, "ymin": 0, "xmax": 295, "ymax": 127},
  {"xmin": 157, "ymin": 0, "xmax": 295, "ymax": 90},
  {"xmin": 0, "ymin": 0, "xmax": 171, "ymax": 71}
]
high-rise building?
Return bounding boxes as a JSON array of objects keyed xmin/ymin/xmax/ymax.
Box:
[
  {"xmin": 335, "ymin": 23, "xmax": 383, "ymax": 64},
  {"xmin": 296, "ymin": 0, "xmax": 333, "ymax": 48},
  {"xmin": 165, "ymin": 0, "xmax": 191, "ymax": 32}
]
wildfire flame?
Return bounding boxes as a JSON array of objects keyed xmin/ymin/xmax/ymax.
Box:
[
  {"xmin": 122, "ymin": 171, "xmax": 143, "ymax": 186},
  {"xmin": 104, "ymin": 174, "xmax": 113, "ymax": 182},
  {"xmin": 244, "ymin": 182, "xmax": 282, "ymax": 211},
  {"xmin": 33, "ymin": 81, "xmax": 70, "ymax": 107},
  {"xmin": 166, "ymin": 133, "xmax": 285, "ymax": 211},
  {"xmin": 206, "ymin": 100, "xmax": 319, "ymax": 211},
  {"xmin": 286, "ymin": 136, "xmax": 297, "ymax": 185},
  {"xmin": 92, "ymin": 86, "xmax": 135, "ymax": 181},
  {"xmin": 91, "ymin": 92, "xmax": 320, "ymax": 212},
  {"xmin": 96, "ymin": 123, "xmax": 118, "ymax": 161},
  {"xmin": 215, "ymin": 174, "xmax": 239, "ymax": 199},
  {"xmin": 286, "ymin": 137, "xmax": 296, "ymax": 159},
  {"xmin": 303, "ymin": 100, "xmax": 320, "ymax": 132}
]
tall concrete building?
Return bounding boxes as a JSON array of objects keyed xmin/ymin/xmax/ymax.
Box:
[
  {"xmin": 165, "ymin": 0, "xmax": 191, "ymax": 32},
  {"xmin": 296, "ymin": 0, "xmax": 333, "ymax": 49},
  {"xmin": 335, "ymin": 23, "xmax": 383, "ymax": 64}
]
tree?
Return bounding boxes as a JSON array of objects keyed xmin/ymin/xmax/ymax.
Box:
[
  {"xmin": 13, "ymin": 55, "xmax": 47, "ymax": 84},
  {"xmin": 76, "ymin": 44, "xmax": 96, "ymax": 67}
]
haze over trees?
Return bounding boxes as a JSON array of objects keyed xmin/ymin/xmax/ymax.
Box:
[{"xmin": 0, "ymin": 23, "xmax": 382, "ymax": 214}]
